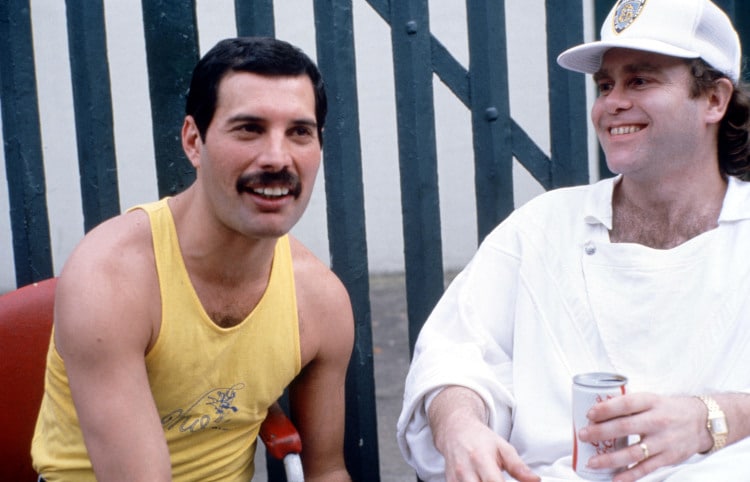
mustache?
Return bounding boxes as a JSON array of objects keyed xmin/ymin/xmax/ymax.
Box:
[{"xmin": 236, "ymin": 170, "xmax": 302, "ymax": 198}]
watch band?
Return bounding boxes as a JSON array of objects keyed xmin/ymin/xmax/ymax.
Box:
[{"xmin": 696, "ymin": 395, "xmax": 728, "ymax": 453}]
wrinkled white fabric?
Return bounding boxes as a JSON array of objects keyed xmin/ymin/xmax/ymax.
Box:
[{"xmin": 397, "ymin": 176, "xmax": 750, "ymax": 481}]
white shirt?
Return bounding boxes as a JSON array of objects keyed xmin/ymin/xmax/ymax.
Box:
[{"xmin": 397, "ymin": 176, "xmax": 750, "ymax": 481}]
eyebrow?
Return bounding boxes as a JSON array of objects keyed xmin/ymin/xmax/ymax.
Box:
[
  {"xmin": 227, "ymin": 114, "xmax": 318, "ymax": 129},
  {"xmin": 593, "ymin": 62, "xmax": 661, "ymax": 82}
]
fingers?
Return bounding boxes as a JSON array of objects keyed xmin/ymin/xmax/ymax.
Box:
[
  {"xmin": 610, "ymin": 440, "xmax": 666, "ymax": 482},
  {"xmin": 503, "ymin": 458, "xmax": 541, "ymax": 482},
  {"xmin": 443, "ymin": 432, "xmax": 539, "ymax": 482},
  {"xmin": 585, "ymin": 440, "xmax": 641, "ymax": 470},
  {"xmin": 586, "ymin": 392, "xmax": 654, "ymax": 422},
  {"xmin": 584, "ymin": 395, "xmax": 707, "ymax": 482},
  {"xmin": 446, "ymin": 449, "xmax": 508, "ymax": 482},
  {"xmin": 576, "ymin": 437, "xmax": 662, "ymax": 482}
]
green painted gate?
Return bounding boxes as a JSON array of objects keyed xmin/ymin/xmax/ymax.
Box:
[{"xmin": 2, "ymin": 1, "xmax": 748, "ymax": 480}]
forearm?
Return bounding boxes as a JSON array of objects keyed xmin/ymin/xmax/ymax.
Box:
[
  {"xmin": 306, "ymin": 468, "xmax": 351, "ymax": 482},
  {"xmin": 81, "ymin": 409, "xmax": 171, "ymax": 481},
  {"xmin": 427, "ymin": 385, "xmax": 489, "ymax": 453}
]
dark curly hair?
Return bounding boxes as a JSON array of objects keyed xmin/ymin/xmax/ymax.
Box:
[
  {"xmin": 185, "ymin": 37, "xmax": 327, "ymax": 145},
  {"xmin": 688, "ymin": 58, "xmax": 750, "ymax": 180}
]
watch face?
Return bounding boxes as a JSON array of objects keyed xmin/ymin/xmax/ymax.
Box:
[{"xmin": 709, "ymin": 416, "xmax": 729, "ymax": 435}]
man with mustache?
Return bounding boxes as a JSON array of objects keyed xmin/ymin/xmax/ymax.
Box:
[
  {"xmin": 32, "ymin": 37, "xmax": 353, "ymax": 482},
  {"xmin": 398, "ymin": 0, "xmax": 750, "ymax": 480}
]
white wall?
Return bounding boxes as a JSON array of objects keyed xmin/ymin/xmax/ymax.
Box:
[{"xmin": 0, "ymin": 0, "xmax": 598, "ymax": 292}]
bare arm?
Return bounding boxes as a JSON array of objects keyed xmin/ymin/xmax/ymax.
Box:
[
  {"xmin": 428, "ymin": 386, "xmax": 540, "ymax": 482},
  {"xmin": 55, "ymin": 214, "xmax": 171, "ymax": 481},
  {"xmin": 289, "ymin": 244, "xmax": 353, "ymax": 482}
]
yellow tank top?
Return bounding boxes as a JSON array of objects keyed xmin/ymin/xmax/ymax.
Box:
[{"xmin": 32, "ymin": 198, "xmax": 302, "ymax": 481}]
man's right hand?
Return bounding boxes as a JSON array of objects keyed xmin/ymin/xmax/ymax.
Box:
[{"xmin": 427, "ymin": 386, "xmax": 540, "ymax": 482}]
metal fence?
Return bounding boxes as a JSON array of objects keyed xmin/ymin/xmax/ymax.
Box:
[{"xmin": 2, "ymin": 1, "xmax": 748, "ymax": 480}]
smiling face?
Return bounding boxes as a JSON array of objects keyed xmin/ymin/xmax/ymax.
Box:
[
  {"xmin": 591, "ymin": 49, "xmax": 718, "ymax": 181},
  {"xmin": 182, "ymin": 71, "xmax": 321, "ymax": 240}
]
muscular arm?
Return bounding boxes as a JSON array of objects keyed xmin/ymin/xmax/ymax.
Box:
[
  {"xmin": 289, "ymin": 240, "xmax": 353, "ymax": 481},
  {"xmin": 55, "ymin": 214, "xmax": 170, "ymax": 481}
]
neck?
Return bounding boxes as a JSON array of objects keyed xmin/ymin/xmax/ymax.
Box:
[
  {"xmin": 168, "ymin": 188, "xmax": 277, "ymax": 286},
  {"xmin": 166, "ymin": 189, "xmax": 280, "ymax": 327},
  {"xmin": 610, "ymin": 171, "xmax": 727, "ymax": 249}
]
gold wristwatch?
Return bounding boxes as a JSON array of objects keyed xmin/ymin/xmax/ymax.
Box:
[{"xmin": 696, "ymin": 395, "xmax": 728, "ymax": 453}]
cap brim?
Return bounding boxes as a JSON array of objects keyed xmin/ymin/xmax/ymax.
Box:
[{"xmin": 556, "ymin": 38, "xmax": 700, "ymax": 74}]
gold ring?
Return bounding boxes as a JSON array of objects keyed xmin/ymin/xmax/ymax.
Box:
[{"xmin": 639, "ymin": 442, "xmax": 650, "ymax": 461}]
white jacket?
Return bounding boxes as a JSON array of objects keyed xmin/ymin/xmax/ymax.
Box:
[{"xmin": 397, "ymin": 176, "xmax": 750, "ymax": 481}]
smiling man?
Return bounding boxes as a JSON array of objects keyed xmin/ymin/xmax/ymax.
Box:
[
  {"xmin": 31, "ymin": 37, "xmax": 353, "ymax": 482},
  {"xmin": 398, "ymin": 0, "xmax": 750, "ymax": 481}
]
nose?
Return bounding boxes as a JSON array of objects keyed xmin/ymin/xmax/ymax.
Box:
[
  {"xmin": 257, "ymin": 130, "xmax": 292, "ymax": 170},
  {"xmin": 601, "ymin": 83, "xmax": 631, "ymax": 115}
]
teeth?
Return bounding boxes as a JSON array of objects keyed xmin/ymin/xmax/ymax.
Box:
[
  {"xmin": 252, "ymin": 186, "xmax": 289, "ymax": 197},
  {"xmin": 610, "ymin": 126, "xmax": 642, "ymax": 135}
]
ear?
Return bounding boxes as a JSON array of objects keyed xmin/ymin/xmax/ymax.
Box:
[
  {"xmin": 704, "ymin": 77, "xmax": 734, "ymax": 125},
  {"xmin": 181, "ymin": 116, "xmax": 203, "ymax": 169}
]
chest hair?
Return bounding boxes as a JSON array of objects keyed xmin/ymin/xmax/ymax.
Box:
[
  {"xmin": 610, "ymin": 199, "xmax": 720, "ymax": 249},
  {"xmin": 196, "ymin": 281, "xmax": 267, "ymax": 328}
]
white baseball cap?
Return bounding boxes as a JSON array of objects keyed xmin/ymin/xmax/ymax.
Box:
[{"xmin": 557, "ymin": 0, "xmax": 742, "ymax": 83}]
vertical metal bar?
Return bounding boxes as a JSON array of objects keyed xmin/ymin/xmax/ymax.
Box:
[
  {"xmin": 65, "ymin": 0, "xmax": 121, "ymax": 232},
  {"xmin": 389, "ymin": 0, "xmax": 445, "ymax": 356},
  {"xmin": 594, "ymin": 0, "xmax": 613, "ymax": 179},
  {"xmin": 714, "ymin": 0, "xmax": 750, "ymax": 83},
  {"xmin": 734, "ymin": 3, "xmax": 750, "ymax": 84},
  {"xmin": 234, "ymin": 0, "xmax": 275, "ymax": 38},
  {"xmin": 713, "ymin": 0, "xmax": 734, "ymax": 16},
  {"xmin": 594, "ymin": 0, "xmax": 611, "ymax": 32},
  {"xmin": 0, "ymin": 0, "xmax": 54, "ymax": 287},
  {"xmin": 546, "ymin": 0, "xmax": 589, "ymax": 187},
  {"xmin": 141, "ymin": 0, "xmax": 198, "ymax": 198},
  {"xmin": 313, "ymin": 1, "xmax": 379, "ymax": 479},
  {"xmin": 466, "ymin": 0, "xmax": 514, "ymax": 242}
]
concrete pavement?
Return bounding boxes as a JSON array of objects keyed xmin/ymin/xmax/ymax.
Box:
[{"xmin": 370, "ymin": 272, "xmax": 417, "ymax": 481}]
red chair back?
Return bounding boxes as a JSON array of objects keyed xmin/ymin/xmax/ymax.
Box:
[{"xmin": 0, "ymin": 278, "xmax": 57, "ymax": 481}]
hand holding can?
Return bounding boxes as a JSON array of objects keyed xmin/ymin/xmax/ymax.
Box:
[{"xmin": 572, "ymin": 372, "xmax": 628, "ymax": 480}]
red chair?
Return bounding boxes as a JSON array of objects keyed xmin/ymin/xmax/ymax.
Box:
[{"xmin": 0, "ymin": 278, "xmax": 303, "ymax": 481}]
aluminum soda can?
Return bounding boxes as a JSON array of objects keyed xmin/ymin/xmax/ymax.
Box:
[{"xmin": 572, "ymin": 372, "xmax": 628, "ymax": 480}]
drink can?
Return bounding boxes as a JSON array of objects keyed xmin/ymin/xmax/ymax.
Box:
[{"xmin": 572, "ymin": 372, "xmax": 628, "ymax": 480}]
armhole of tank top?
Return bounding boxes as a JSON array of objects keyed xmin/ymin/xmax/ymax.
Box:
[
  {"xmin": 279, "ymin": 235, "xmax": 303, "ymax": 374},
  {"xmin": 138, "ymin": 200, "xmax": 172, "ymax": 360}
]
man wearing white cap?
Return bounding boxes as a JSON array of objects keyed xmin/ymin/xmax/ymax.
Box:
[{"xmin": 397, "ymin": 0, "xmax": 750, "ymax": 481}]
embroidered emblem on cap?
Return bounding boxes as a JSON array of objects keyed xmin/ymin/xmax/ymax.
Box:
[{"xmin": 613, "ymin": 0, "xmax": 647, "ymax": 34}]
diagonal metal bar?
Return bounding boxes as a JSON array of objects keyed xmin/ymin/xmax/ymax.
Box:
[{"xmin": 431, "ymin": 38, "xmax": 470, "ymax": 106}]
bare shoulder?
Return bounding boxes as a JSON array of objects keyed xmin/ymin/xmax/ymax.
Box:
[
  {"xmin": 288, "ymin": 236, "xmax": 354, "ymax": 364},
  {"xmin": 55, "ymin": 208, "xmax": 159, "ymax": 356},
  {"xmin": 60, "ymin": 208, "xmax": 155, "ymax": 291},
  {"xmin": 289, "ymin": 235, "xmax": 352, "ymax": 316}
]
